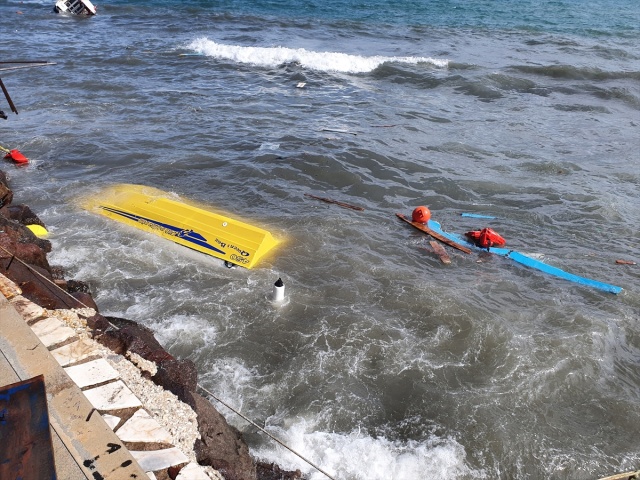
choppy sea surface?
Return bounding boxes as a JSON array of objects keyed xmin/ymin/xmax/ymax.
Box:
[{"xmin": 1, "ymin": 0, "xmax": 639, "ymax": 478}]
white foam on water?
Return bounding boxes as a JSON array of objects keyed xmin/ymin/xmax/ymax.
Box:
[
  {"xmin": 200, "ymin": 357, "xmax": 265, "ymax": 413},
  {"xmin": 132, "ymin": 313, "xmax": 219, "ymax": 352},
  {"xmin": 186, "ymin": 38, "xmax": 449, "ymax": 73},
  {"xmin": 259, "ymin": 142, "xmax": 281, "ymax": 151},
  {"xmin": 198, "ymin": 356, "xmax": 480, "ymax": 479},
  {"xmin": 252, "ymin": 419, "xmax": 482, "ymax": 480}
]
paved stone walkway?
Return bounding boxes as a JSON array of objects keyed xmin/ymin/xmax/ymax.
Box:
[{"xmin": 0, "ymin": 272, "xmax": 217, "ymax": 480}]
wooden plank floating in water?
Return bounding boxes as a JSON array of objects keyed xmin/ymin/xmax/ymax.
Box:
[
  {"xmin": 320, "ymin": 128, "xmax": 357, "ymax": 135},
  {"xmin": 304, "ymin": 193, "xmax": 364, "ymax": 211},
  {"xmin": 0, "ymin": 63, "xmax": 56, "ymax": 73},
  {"xmin": 396, "ymin": 213, "xmax": 472, "ymax": 254},
  {"xmin": 429, "ymin": 240, "xmax": 451, "ymax": 264},
  {"xmin": 615, "ymin": 259, "xmax": 636, "ymax": 265}
]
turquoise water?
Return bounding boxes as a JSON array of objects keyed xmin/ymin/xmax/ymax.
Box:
[
  {"xmin": 1, "ymin": 0, "xmax": 639, "ymax": 478},
  {"xmin": 107, "ymin": 0, "xmax": 640, "ymax": 35}
]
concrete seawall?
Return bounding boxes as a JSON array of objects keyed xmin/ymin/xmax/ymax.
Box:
[
  {"xmin": 0, "ymin": 276, "xmax": 218, "ymax": 479},
  {"xmin": 1, "ymin": 293, "xmax": 147, "ymax": 479}
]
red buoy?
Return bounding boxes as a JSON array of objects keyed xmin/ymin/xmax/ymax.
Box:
[
  {"xmin": 412, "ymin": 206, "xmax": 431, "ymax": 224},
  {"xmin": 5, "ymin": 149, "xmax": 28, "ymax": 164}
]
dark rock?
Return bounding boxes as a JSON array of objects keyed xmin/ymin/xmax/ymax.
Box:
[
  {"xmin": 17, "ymin": 236, "xmax": 51, "ymax": 264},
  {"xmin": 0, "ymin": 185, "xmax": 67, "ymax": 309},
  {"xmin": 153, "ymin": 358, "xmax": 198, "ymax": 404},
  {"xmin": 86, "ymin": 313, "xmax": 111, "ymax": 332},
  {"xmin": 96, "ymin": 327, "xmax": 128, "ymax": 355},
  {"xmin": 70, "ymin": 291, "xmax": 99, "ymax": 311},
  {"xmin": 104, "ymin": 316, "xmax": 138, "ymax": 329},
  {"xmin": 192, "ymin": 391, "xmax": 257, "ymax": 480},
  {"xmin": 0, "ymin": 174, "xmax": 12, "ymax": 208},
  {"xmin": 50, "ymin": 266, "xmax": 66, "ymax": 280},
  {"xmin": 67, "ymin": 279, "xmax": 91, "ymax": 294},
  {"xmin": 167, "ymin": 464, "xmax": 183, "ymax": 479},
  {"xmin": 97, "ymin": 317, "xmax": 175, "ymax": 363},
  {"xmin": 257, "ymin": 462, "xmax": 304, "ymax": 480},
  {"xmin": 6, "ymin": 204, "xmax": 46, "ymax": 228},
  {"xmin": 0, "ymin": 212, "xmax": 51, "ymax": 254},
  {"xmin": 151, "ymin": 471, "xmax": 171, "ymax": 480},
  {"xmin": 0, "ymin": 220, "xmax": 51, "ymax": 270},
  {"xmin": 2, "ymin": 260, "xmax": 71, "ymax": 309}
]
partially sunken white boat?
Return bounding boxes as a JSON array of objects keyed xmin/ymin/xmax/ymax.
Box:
[{"xmin": 54, "ymin": 0, "xmax": 97, "ymax": 15}]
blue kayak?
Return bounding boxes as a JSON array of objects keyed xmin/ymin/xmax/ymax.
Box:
[{"xmin": 426, "ymin": 219, "xmax": 623, "ymax": 295}]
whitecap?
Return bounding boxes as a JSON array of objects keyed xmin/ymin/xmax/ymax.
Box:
[
  {"xmin": 186, "ymin": 38, "xmax": 448, "ymax": 74},
  {"xmin": 259, "ymin": 142, "xmax": 281, "ymax": 151},
  {"xmin": 252, "ymin": 418, "xmax": 483, "ymax": 480}
]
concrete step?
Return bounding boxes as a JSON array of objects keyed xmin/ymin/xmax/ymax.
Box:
[
  {"xmin": 83, "ymin": 380, "xmax": 143, "ymax": 410},
  {"xmin": 30, "ymin": 316, "xmax": 78, "ymax": 348},
  {"xmin": 130, "ymin": 447, "xmax": 190, "ymax": 472},
  {"xmin": 116, "ymin": 409, "xmax": 173, "ymax": 444},
  {"xmin": 64, "ymin": 358, "xmax": 120, "ymax": 389},
  {"xmin": 51, "ymin": 338, "xmax": 101, "ymax": 367}
]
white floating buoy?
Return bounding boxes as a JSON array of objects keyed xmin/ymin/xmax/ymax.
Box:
[{"xmin": 272, "ymin": 277, "xmax": 285, "ymax": 302}]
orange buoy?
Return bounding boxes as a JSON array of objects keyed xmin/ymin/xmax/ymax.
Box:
[
  {"xmin": 465, "ymin": 228, "xmax": 506, "ymax": 249},
  {"xmin": 412, "ymin": 206, "xmax": 431, "ymax": 224},
  {"xmin": 5, "ymin": 149, "xmax": 28, "ymax": 164}
]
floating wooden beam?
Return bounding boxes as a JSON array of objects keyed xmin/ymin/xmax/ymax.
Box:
[
  {"xmin": 429, "ymin": 240, "xmax": 451, "ymax": 264},
  {"xmin": 419, "ymin": 241, "xmax": 451, "ymax": 264},
  {"xmin": 615, "ymin": 259, "xmax": 636, "ymax": 265},
  {"xmin": 320, "ymin": 128, "xmax": 357, "ymax": 135},
  {"xmin": 304, "ymin": 193, "xmax": 364, "ymax": 211},
  {"xmin": 0, "ymin": 63, "xmax": 55, "ymax": 73},
  {"xmin": 396, "ymin": 213, "xmax": 472, "ymax": 254}
]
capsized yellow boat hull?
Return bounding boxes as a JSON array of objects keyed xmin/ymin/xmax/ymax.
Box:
[{"xmin": 83, "ymin": 184, "xmax": 279, "ymax": 269}]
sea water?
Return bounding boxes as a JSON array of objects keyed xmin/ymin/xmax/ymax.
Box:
[{"xmin": 1, "ymin": 0, "xmax": 639, "ymax": 478}]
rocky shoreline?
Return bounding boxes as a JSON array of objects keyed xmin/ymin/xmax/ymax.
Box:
[{"xmin": 0, "ymin": 169, "xmax": 303, "ymax": 480}]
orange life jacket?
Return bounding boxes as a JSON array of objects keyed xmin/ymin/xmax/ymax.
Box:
[{"xmin": 465, "ymin": 228, "xmax": 506, "ymax": 249}]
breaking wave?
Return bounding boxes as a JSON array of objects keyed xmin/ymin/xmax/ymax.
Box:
[
  {"xmin": 186, "ymin": 38, "xmax": 449, "ymax": 73},
  {"xmin": 251, "ymin": 419, "xmax": 483, "ymax": 480}
]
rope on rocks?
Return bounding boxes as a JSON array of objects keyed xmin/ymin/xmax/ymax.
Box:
[
  {"xmin": 0, "ymin": 245, "xmax": 338, "ymax": 480},
  {"xmin": 197, "ymin": 384, "xmax": 337, "ymax": 480},
  {"xmin": 0, "ymin": 244, "xmax": 120, "ymax": 329}
]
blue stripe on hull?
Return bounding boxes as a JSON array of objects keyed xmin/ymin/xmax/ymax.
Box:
[{"xmin": 100, "ymin": 206, "xmax": 226, "ymax": 256}]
